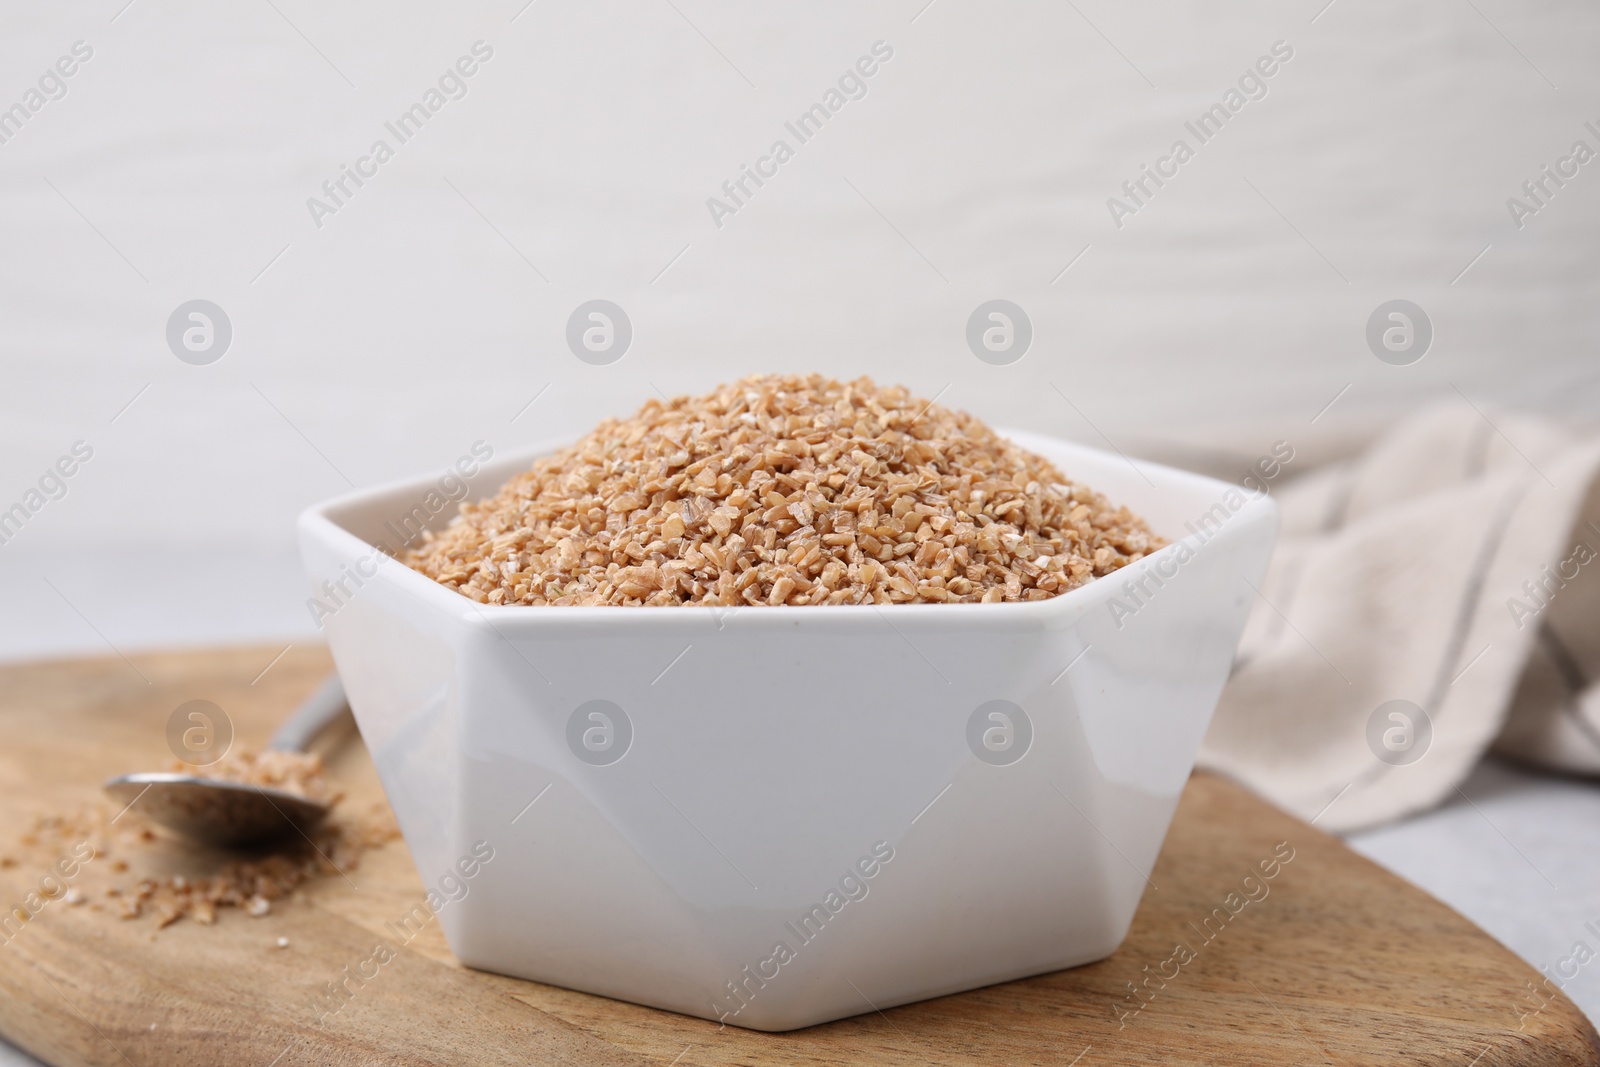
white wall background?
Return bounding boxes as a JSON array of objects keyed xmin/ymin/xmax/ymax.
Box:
[{"xmin": 1, "ymin": 0, "xmax": 1597, "ymax": 653}]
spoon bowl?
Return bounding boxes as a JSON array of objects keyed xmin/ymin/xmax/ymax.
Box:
[
  {"xmin": 103, "ymin": 674, "xmax": 350, "ymax": 848},
  {"xmin": 103, "ymin": 773, "xmax": 331, "ymax": 848}
]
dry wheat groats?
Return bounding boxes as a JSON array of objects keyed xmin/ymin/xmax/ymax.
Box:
[
  {"xmin": 6, "ymin": 795, "xmax": 398, "ymax": 931},
  {"xmin": 175, "ymin": 749, "xmax": 338, "ymax": 805},
  {"xmin": 402, "ymin": 375, "xmax": 1165, "ymax": 606}
]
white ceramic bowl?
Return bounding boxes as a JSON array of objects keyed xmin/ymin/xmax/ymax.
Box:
[{"xmin": 298, "ymin": 430, "xmax": 1276, "ymax": 1031}]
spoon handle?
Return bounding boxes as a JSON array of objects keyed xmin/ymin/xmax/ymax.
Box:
[{"xmin": 267, "ymin": 673, "xmax": 351, "ymax": 753}]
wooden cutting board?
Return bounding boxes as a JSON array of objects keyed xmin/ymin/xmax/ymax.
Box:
[{"xmin": 0, "ymin": 645, "xmax": 1595, "ymax": 1067}]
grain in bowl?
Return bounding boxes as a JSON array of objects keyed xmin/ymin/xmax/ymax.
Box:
[
  {"xmin": 299, "ymin": 394, "xmax": 1280, "ymax": 1029},
  {"xmin": 401, "ymin": 374, "xmax": 1163, "ymax": 606}
]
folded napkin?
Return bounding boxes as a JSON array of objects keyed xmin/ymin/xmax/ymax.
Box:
[{"xmin": 1189, "ymin": 405, "xmax": 1600, "ymax": 832}]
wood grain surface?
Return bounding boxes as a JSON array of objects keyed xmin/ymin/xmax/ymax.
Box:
[{"xmin": 0, "ymin": 645, "xmax": 1594, "ymax": 1067}]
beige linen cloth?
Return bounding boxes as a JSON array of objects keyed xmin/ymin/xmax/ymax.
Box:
[{"xmin": 1181, "ymin": 405, "xmax": 1600, "ymax": 832}]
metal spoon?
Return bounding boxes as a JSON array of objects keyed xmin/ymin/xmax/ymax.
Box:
[{"xmin": 103, "ymin": 674, "xmax": 352, "ymax": 847}]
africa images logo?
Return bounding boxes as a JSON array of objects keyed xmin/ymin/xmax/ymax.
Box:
[
  {"xmin": 704, "ymin": 41, "xmax": 894, "ymax": 229},
  {"xmin": 305, "ymin": 41, "xmax": 494, "ymax": 230},
  {"xmin": 1106, "ymin": 40, "xmax": 1294, "ymax": 229},
  {"xmin": 710, "ymin": 841, "xmax": 895, "ymax": 1023}
]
